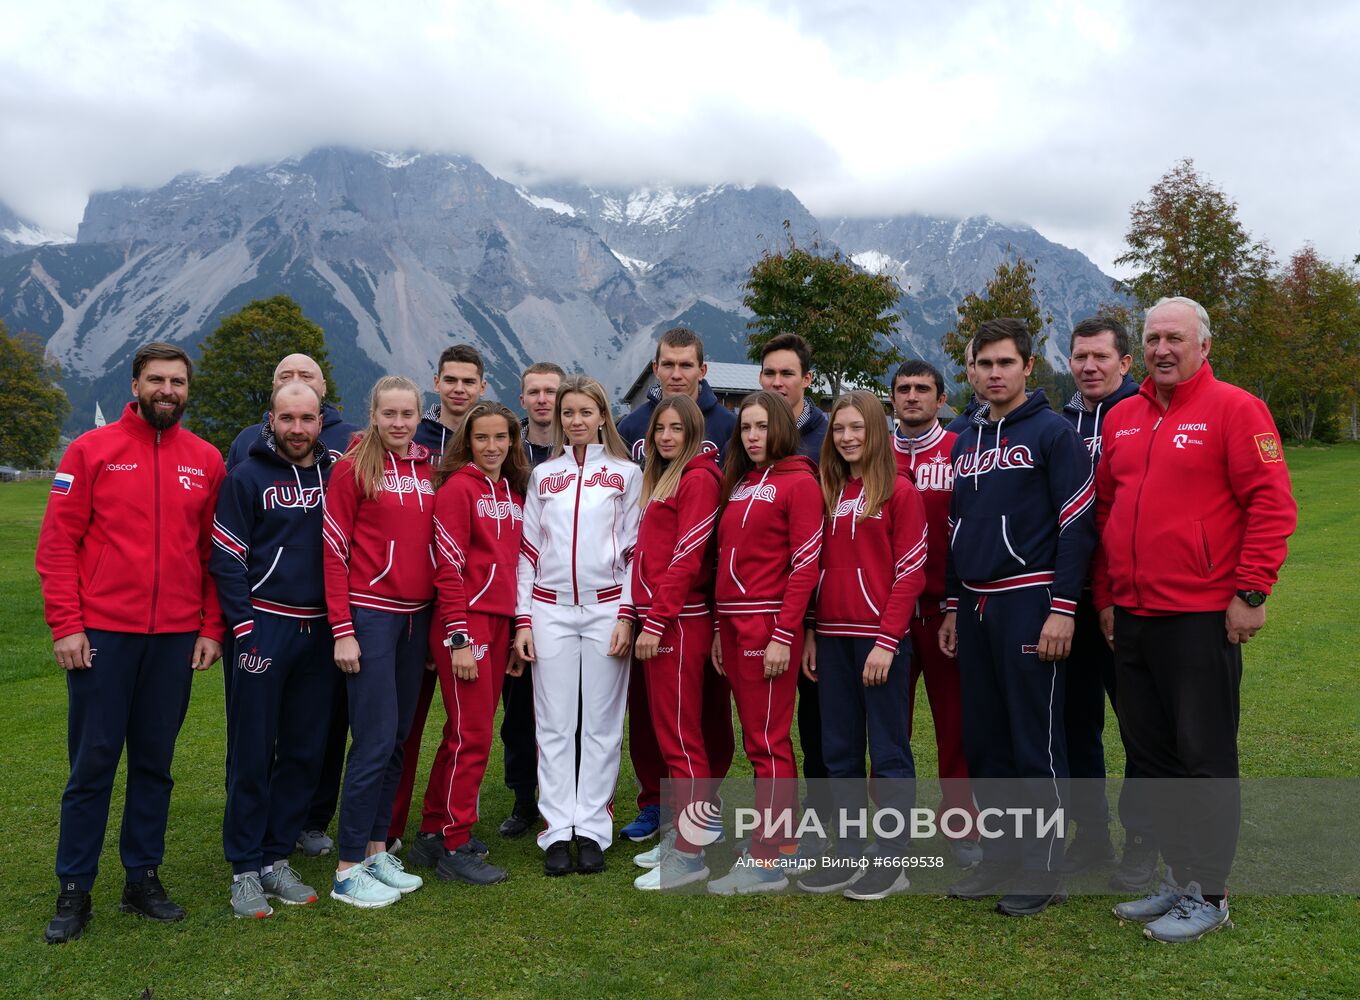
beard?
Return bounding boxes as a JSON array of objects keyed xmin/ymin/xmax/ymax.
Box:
[
  {"xmin": 278, "ymin": 434, "xmax": 318, "ymax": 464},
  {"xmin": 137, "ymin": 394, "xmax": 186, "ymax": 430}
]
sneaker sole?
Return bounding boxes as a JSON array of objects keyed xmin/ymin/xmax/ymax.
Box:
[
  {"xmin": 329, "ymin": 889, "xmax": 399, "ymax": 909},
  {"xmin": 845, "ymin": 876, "xmax": 910, "ymax": 901},
  {"xmin": 706, "ymin": 874, "xmax": 790, "ymax": 896},
  {"xmin": 623, "ymin": 829, "xmax": 660, "ymax": 843},
  {"xmin": 577, "ymin": 862, "xmax": 606, "ymax": 875},
  {"xmin": 1144, "ymin": 917, "xmax": 1233, "ymax": 943},
  {"xmin": 118, "ymin": 903, "xmax": 185, "ymax": 922},
  {"xmin": 1112, "ymin": 904, "xmax": 1176, "ymax": 924},
  {"xmin": 797, "ymin": 874, "xmax": 862, "ymax": 895},
  {"xmin": 996, "ymin": 893, "xmax": 1067, "ymax": 917},
  {"xmin": 635, "ymin": 866, "xmax": 710, "ymax": 891},
  {"xmin": 232, "ymin": 906, "xmax": 274, "ymax": 919},
  {"xmin": 436, "ymin": 870, "xmax": 509, "ymax": 886},
  {"xmin": 634, "ymin": 853, "xmax": 661, "ymax": 870},
  {"xmin": 263, "ymin": 891, "xmax": 318, "ymax": 906}
]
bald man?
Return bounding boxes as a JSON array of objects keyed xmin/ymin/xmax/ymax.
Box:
[
  {"xmin": 225, "ymin": 354, "xmax": 359, "ymax": 861},
  {"xmin": 225, "ymin": 355, "xmax": 358, "ymax": 470}
]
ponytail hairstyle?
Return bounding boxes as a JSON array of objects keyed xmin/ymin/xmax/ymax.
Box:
[
  {"xmin": 436, "ymin": 401, "xmax": 530, "ymax": 496},
  {"xmin": 721, "ymin": 390, "xmax": 799, "ymax": 500},
  {"xmin": 551, "ymin": 375, "xmax": 631, "ymax": 461},
  {"xmin": 820, "ymin": 390, "xmax": 897, "ymax": 522},
  {"xmin": 344, "ymin": 375, "xmax": 423, "ymax": 499},
  {"xmin": 640, "ymin": 394, "xmax": 706, "ymax": 506}
]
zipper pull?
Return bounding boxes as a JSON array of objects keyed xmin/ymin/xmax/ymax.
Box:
[{"xmin": 1153, "ymin": 417, "xmax": 1162, "ymax": 431}]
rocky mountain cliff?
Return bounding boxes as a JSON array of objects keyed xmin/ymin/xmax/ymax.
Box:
[{"xmin": 0, "ymin": 148, "xmax": 1120, "ymax": 431}]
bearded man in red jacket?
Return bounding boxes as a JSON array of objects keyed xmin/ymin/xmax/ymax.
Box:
[
  {"xmin": 36, "ymin": 342, "xmax": 226, "ymax": 944},
  {"xmin": 1094, "ymin": 297, "xmax": 1296, "ymax": 943}
]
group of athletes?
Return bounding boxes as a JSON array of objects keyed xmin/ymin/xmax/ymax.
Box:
[{"xmin": 36, "ymin": 293, "xmax": 1296, "ymax": 945}]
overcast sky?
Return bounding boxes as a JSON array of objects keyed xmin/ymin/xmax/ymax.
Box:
[{"xmin": 2, "ymin": 0, "xmax": 1357, "ymax": 273}]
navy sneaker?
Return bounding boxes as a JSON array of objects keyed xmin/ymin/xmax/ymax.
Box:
[
  {"xmin": 621, "ymin": 805, "xmax": 661, "ymax": 842},
  {"xmin": 45, "ymin": 888, "xmax": 92, "ymax": 944}
]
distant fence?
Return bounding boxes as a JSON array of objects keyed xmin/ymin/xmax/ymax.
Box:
[{"xmin": 0, "ymin": 469, "xmax": 56, "ymax": 483}]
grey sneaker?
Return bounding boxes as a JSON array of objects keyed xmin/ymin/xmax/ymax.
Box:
[
  {"xmin": 950, "ymin": 839, "xmax": 983, "ymax": 869},
  {"xmin": 296, "ymin": 829, "xmax": 334, "ymax": 857},
  {"xmin": 260, "ymin": 863, "xmax": 318, "ymax": 905},
  {"xmin": 796, "ymin": 859, "xmax": 866, "ymax": 894},
  {"xmin": 436, "ymin": 844, "xmax": 508, "ymax": 886},
  {"xmin": 1143, "ymin": 883, "xmax": 1231, "ymax": 942},
  {"xmin": 1112, "ymin": 876, "xmax": 1182, "ymax": 923},
  {"xmin": 230, "ymin": 874, "xmax": 273, "ymax": 919},
  {"xmin": 844, "ymin": 865, "xmax": 910, "ymax": 901}
]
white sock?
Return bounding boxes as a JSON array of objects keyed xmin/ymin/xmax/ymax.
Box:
[
  {"xmin": 261, "ymin": 864, "xmax": 275, "ymax": 875},
  {"xmin": 233, "ymin": 871, "xmax": 259, "ymax": 882}
]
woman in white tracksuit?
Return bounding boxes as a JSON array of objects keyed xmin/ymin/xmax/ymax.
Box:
[{"xmin": 513, "ymin": 376, "xmax": 641, "ymax": 877}]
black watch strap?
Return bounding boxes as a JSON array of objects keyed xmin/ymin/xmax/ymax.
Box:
[{"xmin": 1236, "ymin": 590, "xmax": 1267, "ymax": 608}]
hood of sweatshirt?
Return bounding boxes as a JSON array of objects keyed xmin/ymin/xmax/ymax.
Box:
[
  {"xmin": 1062, "ymin": 375, "xmax": 1139, "ymax": 418},
  {"xmin": 646, "ymin": 378, "xmax": 723, "ymax": 416},
  {"xmin": 248, "ymin": 419, "xmax": 335, "ymax": 471},
  {"xmin": 771, "ymin": 453, "xmax": 819, "ymax": 479}
]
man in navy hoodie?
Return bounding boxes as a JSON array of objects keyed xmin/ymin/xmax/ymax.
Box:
[
  {"xmin": 226, "ymin": 354, "xmax": 358, "ymax": 861},
  {"xmin": 212, "ymin": 383, "xmax": 335, "ymax": 919},
  {"xmin": 938, "ymin": 318, "xmax": 1097, "ymax": 916},
  {"xmin": 1058, "ymin": 317, "xmax": 1152, "ymax": 889},
  {"xmin": 945, "ymin": 338, "xmax": 983, "ymax": 434},
  {"xmin": 616, "ymin": 327, "xmax": 736, "ymax": 842}
]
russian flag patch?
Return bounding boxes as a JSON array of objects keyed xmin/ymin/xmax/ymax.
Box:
[{"xmin": 51, "ymin": 473, "xmax": 74, "ymax": 495}]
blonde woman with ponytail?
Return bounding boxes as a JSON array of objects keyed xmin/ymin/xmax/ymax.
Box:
[
  {"xmin": 322, "ymin": 375, "xmax": 436, "ymax": 908},
  {"xmin": 513, "ymin": 376, "xmax": 641, "ymax": 877}
]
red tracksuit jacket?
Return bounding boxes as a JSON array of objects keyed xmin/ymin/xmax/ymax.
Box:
[
  {"xmin": 893, "ymin": 422, "xmax": 957, "ymax": 610},
  {"xmin": 714, "ymin": 455, "xmax": 823, "ymax": 646},
  {"xmin": 631, "ymin": 452, "xmax": 722, "ymax": 638},
  {"xmin": 322, "ymin": 445, "xmax": 437, "ymax": 639},
  {"xmin": 36, "ymin": 402, "xmax": 226, "ymax": 641},
  {"xmin": 1092, "ymin": 364, "xmax": 1297, "ymax": 613},
  {"xmin": 433, "ymin": 463, "xmax": 524, "ymax": 640},
  {"xmin": 814, "ymin": 473, "xmax": 929, "ymax": 653}
]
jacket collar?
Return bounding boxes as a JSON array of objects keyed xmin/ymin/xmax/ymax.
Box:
[
  {"xmin": 1138, "ymin": 362, "xmax": 1215, "ymax": 410},
  {"xmin": 893, "ymin": 421, "xmax": 946, "ymax": 456},
  {"xmin": 117, "ymin": 401, "xmax": 181, "ymax": 443}
]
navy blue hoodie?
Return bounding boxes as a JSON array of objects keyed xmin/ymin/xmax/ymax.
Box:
[
  {"xmin": 945, "ymin": 395, "xmax": 982, "ymax": 435},
  {"xmin": 619, "ymin": 379, "xmax": 737, "ymax": 465},
  {"xmin": 414, "ymin": 403, "xmax": 460, "ymax": 464},
  {"xmin": 1060, "ymin": 375, "xmax": 1138, "ymax": 464},
  {"xmin": 945, "ymin": 388, "xmax": 1096, "ymax": 617},
  {"xmin": 226, "ymin": 402, "xmax": 358, "ymax": 471},
  {"xmin": 795, "ymin": 398, "xmax": 828, "ymax": 465},
  {"xmin": 210, "ymin": 430, "xmax": 334, "ymax": 640}
]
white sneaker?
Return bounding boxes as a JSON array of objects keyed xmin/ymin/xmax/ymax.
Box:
[
  {"xmin": 330, "ymin": 865, "xmax": 401, "ymax": 909},
  {"xmin": 367, "ymin": 852, "xmax": 423, "ymax": 894},
  {"xmin": 705, "ymin": 852, "xmax": 789, "ymax": 896},
  {"xmin": 634, "ymin": 845, "xmax": 709, "ymax": 891},
  {"xmin": 634, "ymin": 829, "xmax": 677, "ymax": 870}
]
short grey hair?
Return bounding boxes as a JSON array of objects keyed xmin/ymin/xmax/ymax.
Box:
[{"xmin": 1146, "ymin": 296, "xmax": 1211, "ymax": 345}]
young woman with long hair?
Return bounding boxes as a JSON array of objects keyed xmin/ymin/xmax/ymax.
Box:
[
  {"xmin": 394, "ymin": 402, "xmax": 529, "ymax": 887},
  {"xmin": 322, "ymin": 375, "xmax": 435, "ymax": 908},
  {"xmin": 627, "ymin": 395, "xmax": 724, "ymax": 890},
  {"xmin": 706, "ymin": 390, "xmax": 823, "ymax": 895},
  {"xmin": 796, "ymin": 390, "xmax": 928, "ymax": 900},
  {"xmin": 513, "ymin": 376, "xmax": 641, "ymax": 877}
]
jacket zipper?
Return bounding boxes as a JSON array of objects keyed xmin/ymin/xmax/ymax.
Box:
[
  {"xmin": 571, "ymin": 453, "xmax": 585, "ymax": 604},
  {"xmin": 1129, "ymin": 410, "xmax": 1166, "ymax": 608},
  {"xmin": 149, "ymin": 431, "xmax": 161, "ymax": 631}
]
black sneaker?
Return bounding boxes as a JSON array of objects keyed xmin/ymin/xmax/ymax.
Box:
[
  {"xmin": 948, "ymin": 860, "xmax": 1018, "ymax": 900},
  {"xmin": 437, "ymin": 844, "xmax": 508, "ymax": 885},
  {"xmin": 997, "ymin": 871, "xmax": 1066, "ymax": 915},
  {"xmin": 120, "ymin": 870, "xmax": 185, "ymax": 922},
  {"xmin": 844, "ymin": 865, "xmax": 910, "ymax": 901},
  {"xmin": 499, "ymin": 802, "xmax": 539, "ymax": 839},
  {"xmin": 44, "ymin": 887, "xmax": 92, "ymax": 944},
  {"xmin": 544, "ymin": 840, "xmax": 575, "ymax": 877},
  {"xmin": 796, "ymin": 860, "xmax": 865, "ymax": 894},
  {"xmin": 406, "ymin": 832, "xmax": 443, "ymax": 869},
  {"xmin": 575, "ymin": 836, "xmax": 605, "ymax": 874},
  {"xmin": 1059, "ymin": 827, "xmax": 1116, "ymax": 875},
  {"xmin": 1109, "ymin": 835, "xmax": 1159, "ymax": 893},
  {"xmin": 468, "ymin": 834, "xmax": 490, "ymax": 859}
]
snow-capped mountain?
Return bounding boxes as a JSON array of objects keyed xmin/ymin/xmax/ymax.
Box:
[
  {"xmin": 0, "ymin": 201, "xmax": 74, "ymax": 256},
  {"xmin": 0, "ymin": 148, "xmax": 1120, "ymax": 432}
]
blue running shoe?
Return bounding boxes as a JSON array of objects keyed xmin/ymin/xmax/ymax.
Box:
[
  {"xmin": 367, "ymin": 852, "xmax": 423, "ymax": 894},
  {"xmin": 330, "ymin": 865, "xmax": 400, "ymax": 909},
  {"xmin": 621, "ymin": 804, "xmax": 661, "ymax": 843},
  {"xmin": 1143, "ymin": 883, "xmax": 1232, "ymax": 943}
]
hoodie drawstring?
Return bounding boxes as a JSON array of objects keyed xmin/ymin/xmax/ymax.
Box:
[{"xmin": 740, "ymin": 466, "xmax": 773, "ymax": 529}]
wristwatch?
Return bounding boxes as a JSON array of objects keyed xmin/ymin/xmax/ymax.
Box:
[
  {"xmin": 1236, "ymin": 590, "xmax": 1267, "ymax": 608},
  {"xmin": 444, "ymin": 630, "xmax": 470, "ymax": 650}
]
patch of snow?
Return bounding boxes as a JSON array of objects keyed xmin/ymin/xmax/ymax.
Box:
[
  {"xmin": 620, "ymin": 185, "xmax": 719, "ymax": 228},
  {"xmin": 609, "ymin": 249, "xmax": 653, "ymax": 274},
  {"xmin": 850, "ymin": 250, "xmax": 902, "ymax": 276},
  {"xmin": 516, "ymin": 188, "xmax": 577, "ymax": 217},
  {"xmin": 372, "ymin": 151, "xmax": 421, "ymax": 169},
  {"xmin": 0, "ymin": 222, "xmax": 74, "ymax": 246}
]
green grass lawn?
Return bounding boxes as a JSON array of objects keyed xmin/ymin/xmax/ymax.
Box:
[{"xmin": 1, "ymin": 446, "xmax": 1357, "ymax": 999}]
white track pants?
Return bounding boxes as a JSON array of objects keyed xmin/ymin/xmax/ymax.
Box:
[{"xmin": 531, "ymin": 600, "xmax": 630, "ymax": 850}]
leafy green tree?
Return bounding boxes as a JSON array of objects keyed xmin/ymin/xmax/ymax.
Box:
[
  {"xmin": 1114, "ymin": 159, "xmax": 1274, "ymax": 387},
  {"xmin": 943, "ymin": 252, "xmax": 1063, "ymax": 404},
  {"xmin": 0, "ymin": 321, "xmax": 69, "ymax": 468},
  {"xmin": 743, "ymin": 224, "xmax": 903, "ymax": 398},
  {"xmin": 191, "ymin": 296, "xmax": 338, "ymax": 454}
]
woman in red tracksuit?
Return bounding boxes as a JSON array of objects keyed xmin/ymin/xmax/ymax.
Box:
[
  {"xmin": 323, "ymin": 375, "xmax": 435, "ymax": 908},
  {"xmin": 798, "ymin": 390, "xmax": 928, "ymax": 900},
  {"xmin": 424, "ymin": 402, "xmax": 528, "ymax": 886},
  {"xmin": 707, "ymin": 390, "xmax": 823, "ymax": 895},
  {"xmin": 628, "ymin": 395, "xmax": 723, "ymax": 891}
]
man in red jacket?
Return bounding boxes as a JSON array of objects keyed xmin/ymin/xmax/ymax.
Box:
[
  {"xmin": 1095, "ymin": 297, "xmax": 1297, "ymax": 943},
  {"xmin": 36, "ymin": 342, "xmax": 225, "ymax": 944}
]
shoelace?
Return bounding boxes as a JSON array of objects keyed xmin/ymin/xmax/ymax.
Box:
[
  {"xmin": 375, "ymin": 852, "xmax": 406, "ymax": 872},
  {"xmin": 234, "ymin": 873, "xmax": 264, "ymax": 899},
  {"xmin": 270, "ymin": 863, "xmax": 301, "ymax": 887}
]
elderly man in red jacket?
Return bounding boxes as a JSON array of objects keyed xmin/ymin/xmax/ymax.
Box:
[
  {"xmin": 1093, "ymin": 297, "xmax": 1296, "ymax": 943},
  {"xmin": 36, "ymin": 342, "xmax": 225, "ymax": 944}
]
